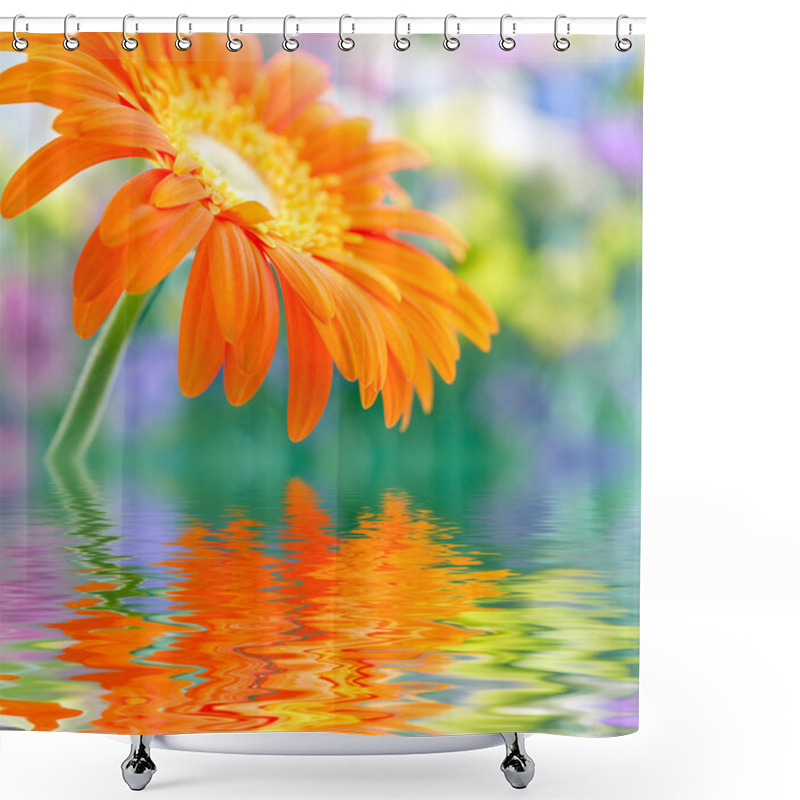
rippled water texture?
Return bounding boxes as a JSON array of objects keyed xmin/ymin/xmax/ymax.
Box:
[{"xmin": 0, "ymin": 462, "xmax": 639, "ymax": 737}]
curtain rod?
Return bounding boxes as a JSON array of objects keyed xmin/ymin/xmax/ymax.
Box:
[{"xmin": 1, "ymin": 16, "xmax": 646, "ymax": 36}]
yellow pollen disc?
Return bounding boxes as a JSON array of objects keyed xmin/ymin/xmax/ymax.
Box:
[
  {"xmin": 186, "ymin": 133, "xmax": 278, "ymax": 211},
  {"xmin": 159, "ymin": 77, "xmax": 349, "ymax": 251}
]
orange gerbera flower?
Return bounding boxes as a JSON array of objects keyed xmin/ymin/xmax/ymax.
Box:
[{"xmin": 0, "ymin": 34, "xmax": 498, "ymax": 440}]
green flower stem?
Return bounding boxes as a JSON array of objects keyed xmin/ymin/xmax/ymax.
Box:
[{"xmin": 44, "ymin": 290, "xmax": 155, "ymax": 466}]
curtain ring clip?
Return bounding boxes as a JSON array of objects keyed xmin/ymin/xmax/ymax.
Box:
[
  {"xmin": 283, "ymin": 15, "xmax": 299, "ymax": 51},
  {"xmin": 443, "ymin": 14, "xmax": 460, "ymax": 51},
  {"xmin": 394, "ymin": 15, "xmax": 411, "ymax": 51},
  {"xmin": 122, "ymin": 14, "xmax": 138, "ymax": 51},
  {"xmin": 12, "ymin": 14, "xmax": 29, "ymax": 51},
  {"xmin": 227, "ymin": 15, "xmax": 243, "ymax": 51},
  {"xmin": 615, "ymin": 15, "xmax": 633, "ymax": 51},
  {"xmin": 500, "ymin": 14, "xmax": 516, "ymax": 51},
  {"xmin": 338, "ymin": 14, "xmax": 355, "ymax": 51},
  {"xmin": 175, "ymin": 14, "xmax": 192, "ymax": 50},
  {"xmin": 63, "ymin": 13, "xmax": 79, "ymax": 51},
  {"xmin": 553, "ymin": 14, "xmax": 570, "ymax": 52}
]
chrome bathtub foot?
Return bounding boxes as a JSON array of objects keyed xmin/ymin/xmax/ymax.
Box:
[
  {"xmin": 121, "ymin": 735, "xmax": 156, "ymax": 791},
  {"xmin": 500, "ymin": 733, "xmax": 535, "ymax": 789}
]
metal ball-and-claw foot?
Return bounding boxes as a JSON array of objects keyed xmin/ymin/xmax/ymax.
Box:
[
  {"xmin": 121, "ymin": 735, "xmax": 157, "ymax": 791},
  {"xmin": 500, "ymin": 733, "xmax": 535, "ymax": 790}
]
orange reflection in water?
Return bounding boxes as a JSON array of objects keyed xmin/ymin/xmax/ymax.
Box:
[
  {"xmin": 25, "ymin": 480, "xmax": 512, "ymax": 733},
  {"xmin": 0, "ymin": 675, "xmax": 83, "ymax": 730}
]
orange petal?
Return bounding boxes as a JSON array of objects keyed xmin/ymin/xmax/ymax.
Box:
[
  {"xmin": 207, "ymin": 220, "xmax": 261, "ymax": 344},
  {"xmin": 29, "ymin": 67, "xmax": 123, "ymax": 108},
  {"xmin": 150, "ymin": 173, "xmax": 209, "ymax": 208},
  {"xmin": 338, "ymin": 139, "xmax": 430, "ymax": 183},
  {"xmin": 396, "ymin": 295, "xmax": 460, "ymax": 384},
  {"xmin": 313, "ymin": 278, "xmax": 387, "ymax": 387},
  {"xmin": 178, "ymin": 249, "xmax": 225, "ymax": 397},
  {"xmin": 412, "ymin": 344, "xmax": 434, "ymax": 414},
  {"xmin": 281, "ymin": 281, "xmax": 333, "ymax": 442},
  {"xmin": 35, "ymin": 47, "xmax": 134, "ymax": 93},
  {"xmin": 258, "ymin": 53, "xmax": 331, "ymax": 133},
  {"xmin": 346, "ymin": 205, "xmax": 469, "ymax": 260},
  {"xmin": 0, "ymin": 137, "xmax": 146, "ymax": 219},
  {"xmin": 399, "ymin": 381, "xmax": 416, "ymax": 432},
  {"xmin": 349, "ymin": 235, "xmax": 459, "ymax": 297},
  {"xmin": 359, "ymin": 380, "xmax": 380, "ymax": 410},
  {"xmin": 125, "ymin": 203, "xmax": 213, "ymax": 294},
  {"xmin": 302, "ymin": 118, "xmax": 372, "ymax": 175},
  {"xmin": 223, "ymin": 256, "xmax": 280, "ymax": 405},
  {"xmin": 0, "ymin": 61, "xmax": 61, "ymax": 105},
  {"xmin": 99, "ymin": 169, "xmax": 172, "ymax": 245},
  {"xmin": 282, "ymin": 101, "xmax": 340, "ymax": 141},
  {"xmin": 373, "ymin": 302, "xmax": 417, "ymax": 379},
  {"xmin": 172, "ymin": 152, "xmax": 202, "ymax": 175},
  {"xmin": 183, "ymin": 34, "xmax": 264, "ymax": 100},
  {"xmin": 446, "ymin": 280, "xmax": 500, "ymax": 352},
  {"xmin": 218, "ymin": 201, "xmax": 274, "ymax": 226},
  {"xmin": 314, "ymin": 250, "xmax": 402, "ymax": 306},
  {"xmin": 73, "ymin": 227, "xmax": 127, "ymax": 302},
  {"xmin": 381, "ymin": 354, "xmax": 413, "ymax": 429},
  {"xmin": 53, "ymin": 102, "xmax": 174, "ymax": 154},
  {"xmin": 342, "ymin": 182, "xmax": 386, "ymax": 206},
  {"xmin": 73, "ymin": 279, "xmax": 124, "ymax": 339},
  {"xmin": 267, "ymin": 243, "xmax": 336, "ymax": 322}
]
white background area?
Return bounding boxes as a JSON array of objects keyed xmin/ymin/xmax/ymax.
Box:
[{"xmin": 2, "ymin": 1, "xmax": 798, "ymax": 798}]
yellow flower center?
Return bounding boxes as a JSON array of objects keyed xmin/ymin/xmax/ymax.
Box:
[
  {"xmin": 186, "ymin": 133, "xmax": 278, "ymax": 212},
  {"xmin": 158, "ymin": 78, "xmax": 349, "ymax": 252}
]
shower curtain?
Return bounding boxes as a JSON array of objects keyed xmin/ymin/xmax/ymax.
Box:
[{"xmin": 0, "ymin": 30, "xmax": 643, "ymax": 739}]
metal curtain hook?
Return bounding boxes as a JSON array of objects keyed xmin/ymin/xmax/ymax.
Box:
[
  {"xmin": 338, "ymin": 14, "xmax": 355, "ymax": 50},
  {"xmin": 227, "ymin": 15, "xmax": 243, "ymax": 51},
  {"xmin": 283, "ymin": 15, "xmax": 299, "ymax": 51},
  {"xmin": 500, "ymin": 14, "xmax": 516, "ymax": 51},
  {"xmin": 394, "ymin": 14, "xmax": 410, "ymax": 51},
  {"xmin": 12, "ymin": 14, "xmax": 29, "ymax": 51},
  {"xmin": 122, "ymin": 14, "xmax": 138, "ymax": 51},
  {"xmin": 63, "ymin": 13, "xmax": 79, "ymax": 50},
  {"xmin": 553, "ymin": 14, "xmax": 570, "ymax": 52},
  {"xmin": 175, "ymin": 14, "xmax": 192, "ymax": 50},
  {"xmin": 615, "ymin": 14, "xmax": 632, "ymax": 51},
  {"xmin": 443, "ymin": 14, "xmax": 460, "ymax": 51}
]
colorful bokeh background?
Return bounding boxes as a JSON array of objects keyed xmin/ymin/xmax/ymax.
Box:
[{"xmin": 0, "ymin": 35, "xmax": 643, "ymax": 736}]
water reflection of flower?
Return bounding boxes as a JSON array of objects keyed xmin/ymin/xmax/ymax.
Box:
[
  {"xmin": 0, "ymin": 523, "xmax": 78, "ymax": 647},
  {"xmin": 1, "ymin": 480, "xmax": 511, "ymax": 733},
  {"xmin": 1, "ymin": 477, "xmax": 638, "ymax": 736},
  {"xmin": 600, "ymin": 691, "xmax": 639, "ymax": 729},
  {"xmin": 433, "ymin": 569, "xmax": 639, "ymax": 735}
]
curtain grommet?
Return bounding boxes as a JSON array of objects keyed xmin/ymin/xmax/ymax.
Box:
[
  {"xmin": 283, "ymin": 15, "xmax": 299, "ymax": 51},
  {"xmin": 338, "ymin": 14, "xmax": 355, "ymax": 51},
  {"xmin": 121, "ymin": 14, "xmax": 138, "ymax": 51},
  {"xmin": 63, "ymin": 13, "xmax": 79, "ymax": 51},
  {"xmin": 615, "ymin": 15, "xmax": 633, "ymax": 51},
  {"xmin": 500, "ymin": 14, "xmax": 516, "ymax": 51},
  {"xmin": 553, "ymin": 14, "xmax": 570, "ymax": 52},
  {"xmin": 226, "ymin": 15, "xmax": 243, "ymax": 52},
  {"xmin": 394, "ymin": 15, "xmax": 411, "ymax": 51},
  {"xmin": 443, "ymin": 14, "xmax": 460, "ymax": 51},
  {"xmin": 12, "ymin": 14, "xmax": 29, "ymax": 51},
  {"xmin": 175, "ymin": 14, "xmax": 192, "ymax": 50}
]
